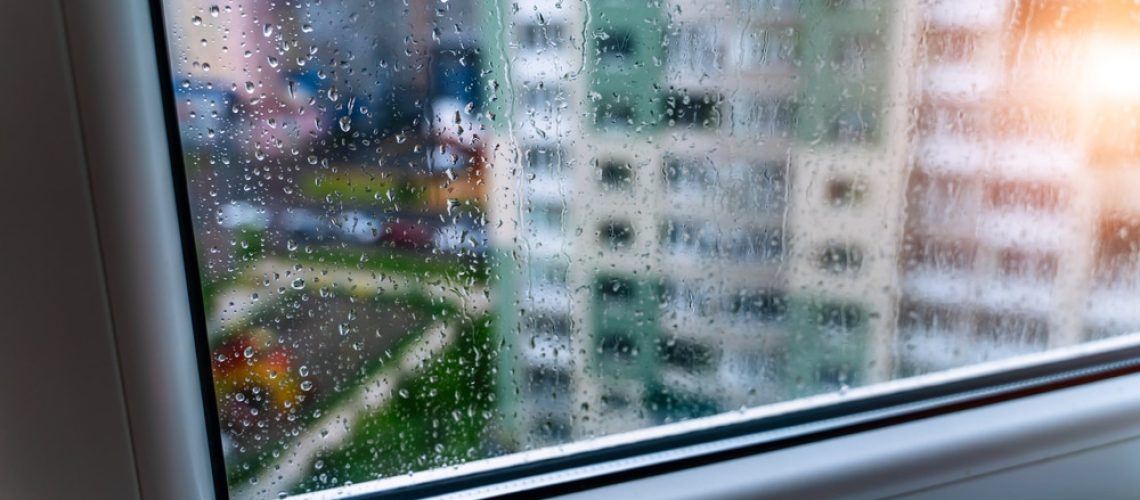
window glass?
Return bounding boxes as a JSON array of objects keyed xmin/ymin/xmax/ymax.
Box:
[{"xmin": 160, "ymin": 0, "xmax": 1140, "ymax": 497}]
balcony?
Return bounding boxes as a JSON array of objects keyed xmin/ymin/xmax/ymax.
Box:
[
  {"xmin": 975, "ymin": 211, "xmax": 1068, "ymax": 250},
  {"xmin": 901, "ymin": 327, "xmax": 1043, "ymax": 372},
  {"xmin": 923, "ymin": 62, "xmax": 999, "ymax": 100},
  {"xmin": 903, "ymin": 269, "xmax": 1054, "ymax": 315},
  {"xmin": 918, "ymin": 135, "xmax": 1081, "ymax": 177},
  {"xmin": 925, "ymin": 1, "xmax": 1006, "ymax": 31},
  {"xmin": 1086, "ymin": 285, "xmax": 1140, "ymax": 330}
]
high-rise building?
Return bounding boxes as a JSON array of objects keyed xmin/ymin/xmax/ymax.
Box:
[
  {"xmin": 481, "ymin": 0, "xmax": 902, "ymax": 450},
  {"xmin": 896, "ymin": 0, "xmax": 1140, "ymax": 375},
  {"xmin": 481, "ymin": 0, "xmax": 1140, "ymax": 453}
]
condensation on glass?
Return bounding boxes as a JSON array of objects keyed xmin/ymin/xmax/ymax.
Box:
[{"xmin": 161, "ymin": 0, "xmax": 1140, "ymax": 497}]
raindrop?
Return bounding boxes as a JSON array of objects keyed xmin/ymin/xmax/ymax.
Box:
[
  {"xmin": 262, "ymin": 23, "xmax": 274, "ymax": 37},
  {"xmin": 291, "ymin": 277, "xmax": 306, "ymax": 289},
  {"xmin": 300, "ymin": 380, "xmax": 313, "ymax": 391},
  {"xmin": 244, "ymin": 81, "xmax": 256, "ymax": 94},
  {"xmin": 191, "ymin": 15, "xmax": 202, "ymax": 26},
  {"xmin": 338, "ymin": 116, "xmax": 352, "ymax": 132},
  {"xmin": 299, "ymin": 365, "xmax": 310, "ymax": 377},
  {"xmin": 302, "ymin": 24, "xmax": 314, "ymax": 33},
  {"xmin": 242, "ymin": 346, "xmax": 254, "ymax": 359},
  {"xmin": 208, "ymin": 5, "xmax": 219, "ymax": 17}
]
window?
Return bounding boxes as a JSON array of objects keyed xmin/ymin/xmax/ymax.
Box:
[
  {"xmin": 668, "ymin": 24, "xmax": 722, "ymax": 75},
  {"xmin": 594, "ymin": 96, "xmax": 636, "ymax": 130},
  {"xmin": 597, "ymin": 159, "xmax": 634, "ymax": 189},
  {"xmin": 984, "ymin": 179, "xmax": 1065, "ymax": 212},
  {"xmin": 818, "ymin": 243, "xmax": 865, "ymax": 274},
  {"xmin": 518, "ymin": 22, "xmax": 567, "ymax": 51},
  {"xmin": 143, "ymin": 0, "xmax": 1140, "ymax": 498},
  {"xmin": 663, "ymin": 156, "xmax": 709, "ymax": 189},
  {"xmin": 600, "ymin": 219, "xmax": 635, "ymax": 249},
  {"xmin": 526, "ymin": 202, "xmax": 565, "ymax": 237},
  {"xmin": 739, "ymin": 27, "xmax": 797, "ymax": 71},
  {"xmin": 732, "ymin": 95, "xmax": 797, "ymax": 137},
  {"xmin": 665, "ymin": 91, "xmax": 722, "ymax": 129},
  {"xmin": 826, "ymin": 177, "xmax": 867, "ymax": 207},
  {"xmin": 597, "ymin": 28, "xmax": 636, "ymax": 61}
]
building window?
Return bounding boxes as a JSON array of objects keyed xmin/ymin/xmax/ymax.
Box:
[
  {"xmin": 594, "ymin": 97, "xmax": 636, "ymax": 130},
  {"xmin": 597, "ymin": 159, "xmax": 634, "ymax": 189},
  {"xmin": 665, "ymin": 92, "xmax": 722, "ymax": 129},
  {"xmin": 997, "ymin": 248, "xmax": 1058, "ymax": 282},
  {"xmin": 984, "ymin": 180, "xmax": 1065, "ymax": 212},
  {"xmin": 826, "ymin": 177, "xmax": 867, "ymax": 208},
  {"xmin": 663, "ymin": 156, "xmax": 713, "ymax": 193},
  {"xmin": 740, "ymin": 27, "xmax": 797, "ymax": 71},
  {"xmin": 518, "ymin": 22, "xmax": 567, "ymax": 51},
  {"xmin": 729, "ymin": 290, "xmax": 788, "ymax": 323},
  {"xmin": 600, "ymin": 219, "xmax": 635, "ymax": 249},
  {"xmin": 818, "ymin": 243, "xmax": 865, "ymax": 274},
  {"xmin": 596, "ymin": 28, "xmax": 636, "ymax": 61},
  {"xmin": 527, "ymin": 203, "xmax": 565, "ymax": 237},
  {"xmin": 668, "ymin": 24, "xmax": 722, "ymax": 75},
  {"xmin": 732, "ymin": 96, "xmax": 797, "ymax": 137},
  {"xmin": 659, "ymin": 337, "xmax": 716, "ymax": 373},
  {"xmin": 597, "ymin": 276, "xmax": 636, "ymax": 301},
  {"xmin": 524, "ymin": 145, "xmax": 566, "ymax": 175},
  {"xmin": 816, "ymin": 302, "xmax": 864, "ymax": 334}
]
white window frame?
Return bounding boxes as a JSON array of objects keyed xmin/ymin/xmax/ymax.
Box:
[{"xmin": 9, "ymin": 1, "xmax": 1140, "ymax": 498}]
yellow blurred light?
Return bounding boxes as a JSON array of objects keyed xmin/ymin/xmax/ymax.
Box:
[{"xmin": 1086, "ymin": 36, "xmax": 1140, "ymax": 101}]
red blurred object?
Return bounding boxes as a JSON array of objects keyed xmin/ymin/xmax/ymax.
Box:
[{"xmin": 380, "ymin": 220, "xmax": 434, "ymax": 249}]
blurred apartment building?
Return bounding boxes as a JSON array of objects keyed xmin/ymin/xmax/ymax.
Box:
[
  {"xmin": 484, "ymin": 0, "xmax": 1140, "ymax": 451},
  {"xmin": 483, "ymin": 0, "xmax": 907, "ymax": 449},
  {"xmin": 898, "ymin": 0, "xmax": 1140, "ymax": 375}
]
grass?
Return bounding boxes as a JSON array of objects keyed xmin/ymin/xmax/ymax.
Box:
[
  {"xmin": 203, "ymin": 244, "xmax": 492, "ymax": 490},
  {"xmin": 289, "ymin": 313, "xmax": 497, "ymax": 493},
  {"xmin": 291, "ymin": 246, "xmax": 491, "ymax": 284},
  {"xmin": 301, "ymin": 170, "xmax": 423, "ymax": 207},
  {"xmin": 222, "ymin": 292, "xmax": 458, "ymax": 489}
]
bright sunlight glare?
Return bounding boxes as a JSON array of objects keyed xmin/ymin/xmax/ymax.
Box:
[{"xmin": 1086, "ymin": 35, "xmax": 1140, "ymax": 101}]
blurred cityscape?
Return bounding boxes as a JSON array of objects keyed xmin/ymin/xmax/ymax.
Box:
[{"xmin": 164, "ymin": 0, "xmax": 1140, "ymax": 497}]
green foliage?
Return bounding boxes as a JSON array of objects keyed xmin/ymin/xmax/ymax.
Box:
[{"xmin": 291, "ymin": 315, "xmax": 497, "ymax": 492}]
